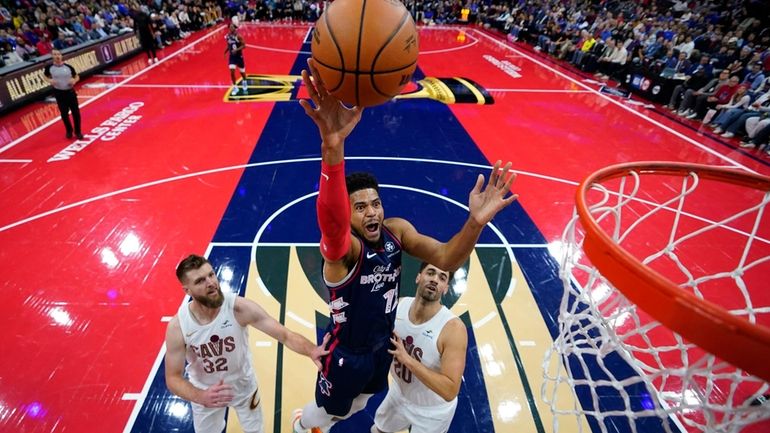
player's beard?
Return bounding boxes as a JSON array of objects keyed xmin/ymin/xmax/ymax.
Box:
[
  {"xmin": 418, "ymin": 284, "xmax": 441, "ymax": 302},
  {"xmin": 194, "ymin": 287, "xmax": 225, "ymax": 309}
]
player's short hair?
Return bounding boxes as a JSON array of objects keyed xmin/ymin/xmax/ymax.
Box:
[
  {"xmin": 346, "ymin": 172, "xmax": 379, "ymax": 196},
  {"xmin": 418, "ymin": 261, "xmax": 455, "ymax": 283},
  {"xmin": 176, "ymin": 254, "xmax": 210, "ymax": 282}
]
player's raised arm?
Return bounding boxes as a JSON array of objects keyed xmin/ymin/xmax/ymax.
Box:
[
  {"xmin": 392, "ymin": 161, "xmax": 518, "ymax": 271},
  {"xmin": 234, "ymin": 297, "xmax": 330, "ymax": 369},
  {"xmin": 300, "ymin": 59, "xmax": 365, "ymax": 269}
]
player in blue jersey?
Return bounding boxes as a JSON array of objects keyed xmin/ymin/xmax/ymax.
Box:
[
  {"xmin": 224, "ymin": 24, "xmax": 247, "ymax": 94},
  {"xmin": 291, "ymin": 58, "xmax": 518, "ymax": 433}
]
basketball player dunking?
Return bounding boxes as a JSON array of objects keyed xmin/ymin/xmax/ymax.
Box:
[
  {"xmin": 291, "ymin": 58, "xmax": 518, "ymax": 433},
  {"xmin": 372, "ymin": 263, "xmax": 467, "ymax": 433},
  {"xmin": 225, "ymin": 24, "xmax": 247, "ymax": 94}
]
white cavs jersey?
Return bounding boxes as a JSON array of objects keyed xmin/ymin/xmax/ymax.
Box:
[
  {"xmin": 177, "ymin": 291, "xmax": 257, "ymax": 398},
  {"xmin": 390, "ymin": 297, "xmax": 458, "ymax": 410}
]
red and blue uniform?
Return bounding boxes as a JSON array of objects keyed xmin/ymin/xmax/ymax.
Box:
[{"xmin": 315, "ymin": 227, "xmax": 402, "ymax": 416}]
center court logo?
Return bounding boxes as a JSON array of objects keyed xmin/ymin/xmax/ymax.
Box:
[{"xmin": 224, "ymin": 74, "xmax": 494, "ymax": 105}]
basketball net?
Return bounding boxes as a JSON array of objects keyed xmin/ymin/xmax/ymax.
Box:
[{"xmin": 542, "ymin": 163, "xmax": 770, "ymax": 433}]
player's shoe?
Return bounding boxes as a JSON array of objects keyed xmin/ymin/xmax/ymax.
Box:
[{"xmin": 291, "ymin": 409, "xmax": 322, "ymax": 433}]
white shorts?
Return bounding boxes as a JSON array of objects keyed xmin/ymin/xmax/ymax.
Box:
[
  {"xmin": 191, "ymin": 386, "xmax": 263, "ymax": 433},
  {"xmin": 373, "ymin": 389, "xmax": 457, "ymax": 433}
]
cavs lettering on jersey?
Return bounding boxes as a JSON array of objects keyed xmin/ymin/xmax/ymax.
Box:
[
  {"xmin": 391, "ymin": 297, "xmax": 458, "ymax": 409},
  {"xmin": 325, "ymin": 226, "xmax": 402, "ymax": 350},
  {"xmin": 178, "ymin": 291, "xmax": 257, "ymax": 397}
]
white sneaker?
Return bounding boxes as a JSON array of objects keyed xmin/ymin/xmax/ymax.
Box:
[
  {"xmin": 154, "ymin": 58, "xmax": 159, "ymax": 63},
  {"xmin": 291, "ymin": 409, "xmax": 321, "ymax": 433},
  {"xmin": 292, "ymin": 409, "xmax": 307, "ymax": 433},
  {"xmin": 686, "ymin": 112, "xmax": 698, "ymax": 119},
  {"xmin": 739, "ymin": 141, "xmax": 756, "ymax": 148},
  {"xmin": 713, "ymin": 127, "xmax": 723, "ymax": 134},
  {"xmin": 720, "ymin": 132, "xmax": 734, "ymax": 138}
]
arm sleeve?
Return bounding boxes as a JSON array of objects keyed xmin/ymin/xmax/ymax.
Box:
[
  {"xmin": 317, "ymin": 160, "xmax": 351, "ymax": 261},
  {"xmin": 44, "ymin": 65, "xmax": 51, "ymax": 78},
  {"xmin": 66, "ymin": 64, "xmax": 77, "ymax": 77}
]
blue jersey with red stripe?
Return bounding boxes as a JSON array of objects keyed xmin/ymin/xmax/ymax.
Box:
[{"xmin": 324, "ymin": 226, "xmax": 402, "ymax": 351}]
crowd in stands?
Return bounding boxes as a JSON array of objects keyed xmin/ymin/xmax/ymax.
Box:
[
  {"xmin": 3, "ymin": 0, "xmax": 770, "ymax": 152},
  {"xmin": 473, "ymin": 0, "xmax": 770, "ymax": 154},
  {"xmin": 0, "ymin": 0, "xmax": 225, "ymax": 67}
]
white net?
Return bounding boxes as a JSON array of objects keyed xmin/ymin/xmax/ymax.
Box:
[{"xmin": 542, "ymin": 165, "xmax": 770, "ymax": 433}]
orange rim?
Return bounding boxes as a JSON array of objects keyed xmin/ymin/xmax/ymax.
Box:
[{"xmin": 576, "ymin": 162, "xmax": 770, "ymax": 382}]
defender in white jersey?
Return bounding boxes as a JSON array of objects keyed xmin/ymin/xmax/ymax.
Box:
[
  {"xmin": 165, "ymin": 254, "xmax": 330, "ymax": 433},
  {"xmin": 372, "ymin": 263, "xmax": 468, "ymax": 433}
]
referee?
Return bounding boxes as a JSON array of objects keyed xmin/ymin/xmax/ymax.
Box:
[{"xmin": 44, "ymin": 50, "xmax": 83, "ymax": 140}]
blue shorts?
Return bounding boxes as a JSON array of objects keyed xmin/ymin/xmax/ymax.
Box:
[
  {"xmin": 315, "ymin": 340, "xmax": 392, "ymax": 417},
  {"xmin": 228, "ymin": 55, "xmax": 244, "ymax": 69}
]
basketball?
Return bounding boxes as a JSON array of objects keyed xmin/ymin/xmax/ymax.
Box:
[{"xmin": 310, "ymin": 0, "xmax": 419, "ymax": 107}]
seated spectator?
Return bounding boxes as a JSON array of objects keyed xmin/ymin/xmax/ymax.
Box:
[
  {"xmin": 709, "ymin": 84, "xmax": 751, "ymax": 128},
  {"xmin": 686, "ymin": 73, "xmax": 740, "ymax": 119},
  {"xmin": 570, "ymin": 30, "xmax": 597, "ymax": 68},
  {"xmin": 14, "ymin": 36, "xmax": 37, "ymax": 60},
  {"xmin": 162, "ymin": 11, "xmax": 181, "ymax": 41},
  {"xmin": 69, "ymin": 16, "xmax": 87, "ymax": 40},
  {"xmin": 88, "ymin": 21, "xmax": 108, "ymax": 40},
  {"xmin": 742, "ymin": 62, "xmax": 767, "ymax": 93},
  {"xmin": 675, "ymin": 34, "xmax": 695, "ymax": 58},
  {"xmin": 671, "ymin": 50, "xmax": 693, "ymax": 74},
  {"xmin": 1, "ymin": 39, "xmax": 24, "ymax": 65},
  {"xmin": 717, "ymin": 89, "xmax": 770, "ymax": 138},
  {"xmin": 20, "ymin": 23, "xmax": 40, "ymax": 46},
  {"xmin": 35, "ymin": 32, "xmax": 52, "ymax": 56},
  {"xmin": 596, "ymin": 37, "xmax": 628, "ymax": 79},
  {"xmin": 508, "ymin": 12, "xmax": 533, "ymax": 43},
  {"xmin": 111, "ymin": 16, "xmax": 133, "ymax": 35},
  {"xmin": 668, "ymin": 54, "xmax": 714, "ymax": 110},
  {"xmin": 739, "ymin": 116, "xmax": 770, "ymax": 151},
  {"xmin": 750, "ymin": 75, "xmax": 770, "ymax": 100},
  {"xmin": 556, "ymin": 28, "xmax": 582, "ymax": 60}
]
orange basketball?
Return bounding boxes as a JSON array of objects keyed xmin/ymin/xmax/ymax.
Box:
[{"xmin": 310, "ymin": 0, "xmax": 419, "ymax": 107}]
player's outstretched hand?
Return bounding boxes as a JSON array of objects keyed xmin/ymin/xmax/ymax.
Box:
[
  {"xmin": 468, "ymin": 161, "xmax": 518, "ymax": 227},
  {"xmin": 299, "ymin": 58, "xmax": 363, "ymax": 149},
  {"xmin": 311, "ymin": 333, "xmax": 332, "ymax": 371},
  {"xmin": 200, "ymin": 379, "xmax": 234, "ymax": 408}
]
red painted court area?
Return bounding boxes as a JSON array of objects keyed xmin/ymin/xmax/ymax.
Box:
[{"xmin": 0, "ymin": 23, "xmax": 768, "ymax": 433}]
